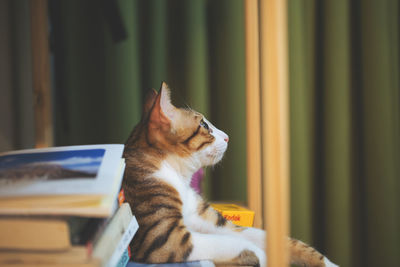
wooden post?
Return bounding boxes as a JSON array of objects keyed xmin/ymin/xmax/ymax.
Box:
[
  {"xmin": 245, "ymin": 0, "xmax": 263, "ymax": 229},
  {"xmin": 31, "ymin": 0, "xmax": 53, "ymax": 147},
  {"xmin": 260, "ymin": 0, "xmax": 290, "ymax": 266}
]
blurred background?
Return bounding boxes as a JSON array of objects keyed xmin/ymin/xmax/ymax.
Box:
[{"xmin": 0, "ymin": 0, "xmax": 399, "ymax": 266}]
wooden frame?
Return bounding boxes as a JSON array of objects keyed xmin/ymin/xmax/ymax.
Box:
[
  {"xmin": 245, "ymin": 0, "xmax": 263, "ymax": 229},
  {"xmin": 245, "ymin": 0, "xmax": 290, "ymax": 266},
  {"xmin": 31, "ymin": 0, "xmax": 53, "ymax": 148}
]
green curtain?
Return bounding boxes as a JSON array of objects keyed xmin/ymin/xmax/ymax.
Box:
[
  {"xmin": 50, "ymin": 0, "xmax": 247, "ymax": 202},
  {"xmin": 50, "ymin": 0, "xmax": 400, "ymax": 266},
  {"xmin": 289, "ymin": 0, "xmax": 400, "ymax": 267},
  {"xmin": 0, "ymin": 0, "xmax": 35, "ymax": 152}
]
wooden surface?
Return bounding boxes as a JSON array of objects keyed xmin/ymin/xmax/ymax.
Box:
[
  {"xmin": 260, "ymin": 0, "xmax": 290, "ymax": 266},
  {"xmin": 31, "ymin": 0, "xmax": 53, "ymax": 148},
  {"xmin": 245, "ymin": 0, "xmax": 263, "ymax": 229}
]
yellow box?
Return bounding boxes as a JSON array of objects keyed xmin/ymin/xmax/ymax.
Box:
[{"xmin": 211, "ymin": 203, "xmax": 255, "ymax": 227}]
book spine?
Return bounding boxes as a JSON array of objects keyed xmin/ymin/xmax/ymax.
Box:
[
  {"xmin": 116, "ymin": 249, "xmax": 130, "ymax": 267},
  {"xmin": 106, "ymin": 216, "xmax": 139, "ymax": 267}
]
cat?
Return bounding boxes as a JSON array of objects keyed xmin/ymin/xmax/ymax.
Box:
[{"xmin": 122, "ymin": 82, "xmax": 338, "ymax": 267}]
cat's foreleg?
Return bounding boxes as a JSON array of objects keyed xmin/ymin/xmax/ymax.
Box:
[
  {"xmin": 193, "ymin": 200, "xmax": 265, "ymax": 249},
  {"xmin": 234, "ymin": 227, "xmax": 265, "ymax": 250},
  {"xmin": 187, "ymin": 232, "xmax": 266, "ymax": 267}
]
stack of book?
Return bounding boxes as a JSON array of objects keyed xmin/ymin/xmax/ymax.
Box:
[{"xmin": 0, "ymin": 144, "xmax": 139, "ymax": 267}]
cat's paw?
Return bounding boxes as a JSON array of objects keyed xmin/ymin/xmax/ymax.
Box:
[
  {"xmin": 216, "ymin": 248, "xmax": 266, "ymax": 267},
  {"xmin": 323, "ymin": 257, "xmax": 339, "ymax": 267},
  {"xmin": 234, "ymin": 250, "xmax": 260, "ymax": 266}
]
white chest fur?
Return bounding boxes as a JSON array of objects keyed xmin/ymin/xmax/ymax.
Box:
[{"xmin": 153, "ymin": 161, "xmax": 200, "ymax": 219}]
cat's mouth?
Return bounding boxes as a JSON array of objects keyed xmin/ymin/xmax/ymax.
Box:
[{"xmin": 206, "ymin": 143, "xmax": 227, "ymax": 165}]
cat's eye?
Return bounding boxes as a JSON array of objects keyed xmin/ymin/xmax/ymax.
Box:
[{"xmin": 200, "ymin": 119, "xmax": 209, "ymax": 130}]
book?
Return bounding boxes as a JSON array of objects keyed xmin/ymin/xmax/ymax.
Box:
[
  {"xmin": 0, "ymin": 247, "xmax": 98, "ymax": 266},
  {"xmin": 0, "ymin": 216, "xmax": 72, "ymax": 250},
  {"xmin": 0, "ymin": 144, "xmax": 125, "ymax": 217},
  {"xmin": 93, "ymin": 203, "xmax": 139, "ymax": 267},
  {"xmin": 0, "ymin": 203, "xmax": 139, "ymax": 267},
  {"xmin": 0, "ymin": 214, "xmax": 110, "ymax": 251}
]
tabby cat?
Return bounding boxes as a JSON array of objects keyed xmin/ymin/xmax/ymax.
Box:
[{"xmin": 122, "ymin": 83, "xmax": 338, "ymax": 267}]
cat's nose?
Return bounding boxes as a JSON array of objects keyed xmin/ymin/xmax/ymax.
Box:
[{"xmin": 224, "ymin": 136, "xmax": 229, "ymax": 142}]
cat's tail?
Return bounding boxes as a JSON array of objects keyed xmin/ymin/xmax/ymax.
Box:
[{"xmin": 289, "ymin": 238, "xmax": 339, "ymax": 267}]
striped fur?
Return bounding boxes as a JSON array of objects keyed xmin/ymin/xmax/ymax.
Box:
[{"xmin": 122, "ymin": 83, "xmax": 338, "ymax": 267}]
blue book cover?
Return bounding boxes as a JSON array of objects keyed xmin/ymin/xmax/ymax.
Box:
[
  {"xmin": 116, "ymin": 249, "xmax": 131, "ymax": 267},
  {"xmin": 127, "ymin": 260, "xmax": 215, "ymax": 267}
]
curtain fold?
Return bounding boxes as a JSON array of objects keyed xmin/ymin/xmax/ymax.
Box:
[
  {"xmin": 288, "ymin": 0, "xmax": 315, "ymax": 245},
  {"xmin": 50, "ymin": 0, "xmax": 142, "ymax": 145},
  {"xmin": 289, "ymin": 1, "xmax": 400, "ymax": 266},
  {"xmin": 319, "ymin": 1, "xmax": 352, "ymax": 265},
  {"xmin": 0, "ymin": 0, "xmax": 34, "ymax": 152},
  {"xmin": 359, "ymin": 1, "xmax": 400, "ymax": 266},
  {"xmin": 206, "ymin": 0, "xmax": 247, "ymax": 202},
  {"xmin": 50, "ymin": 0, "xmax": 247, "ymax": 202}
]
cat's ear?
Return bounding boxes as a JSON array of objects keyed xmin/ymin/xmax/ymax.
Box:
[
  {"xmin": 143, "ymin": 88, "xmax": 158, "ymax": 116},
  {"xmin": 158, "ymin": 82, "xmax": 176, "ymax": 120},
  {"xmin": 148, "ymin": 82, "xmax": 176, "ymax": 129}
]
